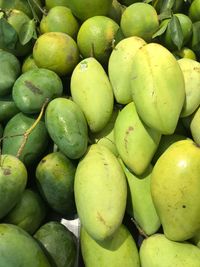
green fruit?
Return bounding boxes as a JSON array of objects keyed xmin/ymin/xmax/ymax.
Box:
[
  {"xmin": 151, "ymin": 139, "xmax": 200, "ymax": 241},
  {"xmin": 81, "ymin": 224, "xmax": 140, "ymax": 267},
  {"xmin": 189, "ymin": 0, "xmax": 200, "ymax": 22},
  {"xmin": 0, "ymin": 155, "xmax": 27, "ymax": 219},
  {"xmin": 140, "ymin": 234, "xmax": 200, "ymax": 267},
  {"xmin": 0, "ymin": 223, "xmax": 51, "ymax": 267},
  {"xmin": 120, "ymin": 3, "xmax": 159, "ymax": 42},
  {"xmin": 0, "ymin": 95, "xmax": 19, "ymax": 123},
  {"xmin": 34, "ymin": 221, "xmax": 77, "ymax": 267},
  {"xmin": 2, "ymin": 112, "xmax": 50, "ymax": 166},
  {"xmin": 131, "ymin": 43, "xmax": 185, "ymax": 134},
  {"xmin": 190, "ymin": 106, "xmax": 200, "ymax": 145},
  {"xmin": 22, "ymin": 54, "xmax": 38, "ymax": 73},
  {"xmin": 45, "ymin": 98, "xmax": 88, "ymax": 159},
  {"xmin": 0, "ymin": 50, "xmax": 21, "ymax": 96},
  {"xmin": 12, "ymin": 68, "xmax": 63, "ymax": 114},
  {"xmin": 108, "ymin": 36, "xmax": 146, "ymax": 104},
  {"xmin": 45, "ymin": 0, "xmax": 70, "ymax": 10},
  {"xmin": 74, "ymin": 144, "xmax": 127, "ymax": 241},
  {"xmin": 3, "ymin": 189, "xmax": 46, "ymax": 234},
  {"xmin": 114, "ymin": 102, "xmax": 161, "ymax": 175},
  {"xmin": 178, "ymin": 58, "xmax": 200, "ymax": 117},
  {"xmin": 173, "ymin": 47, "xmax": 197, "ymax": 60},
  {"xmin": 71, "ymin": 57, "xmax": 114, "ymax": 133},
  {"xmin": 36, "ymin": 152, "xmax": 76, "ymax": 217},
  {"xmin": 120, "ymin": 161, "xmax": 160, "ymax": 235}
]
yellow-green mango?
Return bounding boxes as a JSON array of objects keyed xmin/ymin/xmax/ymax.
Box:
[
  {"xmin": 74, "ymin": 144, "xmax": 127, "ymax": 241},
  {"xmin": 120, "ymin": 160, "xmax": 160, "ymax": 235},
  {"xmin": 190, "ymin": 106, "xmax": 200, "ymax": 145},
  {"xmin": 81, "ymin": 224, "xmax": 140, "ymax": 267},
  {"xmin": 70, "ymin": 57, "xmax": 114, "ymax": 133},
  {"xmin": 140, "ymin": 234, "xmax": 200, "ymax": 267},
  {"xmin": 178, "ymin": 58, "xmax": 200, "ymax": 117},
  {"xmin": 151, "ymin": 139, "xmax": 200, "ymax": 241},
  {"xmin": 131, "ymin": 43, "xmax": 185, "ymax": 134},
  {"xmin": 114, "ymin": 102, "xmax": 161, "ymax": 175},
  {"xmin": 90, "ymin": 107, "xmax": 119, "ymax": 156},
  {"xmin": 108, "ymin": 36, "xmax": 146, "ymax": 104}
]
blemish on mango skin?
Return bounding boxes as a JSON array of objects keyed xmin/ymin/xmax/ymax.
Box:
[
  {"xmin": 97, "ymin": 211, "xmax": 112, "ymax": 229},
  {"xmin": 24, "ymin": 80, "xmax": 43, "ymax": 95},
  {"xmin": 3, "ymin": 168, "xmax": 11, "ymax": 176},
  {"xmin": 124, "ymin": 126, "xmax": 134, "ymax": 152}
]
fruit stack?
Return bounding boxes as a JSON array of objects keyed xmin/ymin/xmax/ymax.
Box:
[{"xmin": 0, "ymin": 0, "xmax": 200, "ymax": 266}]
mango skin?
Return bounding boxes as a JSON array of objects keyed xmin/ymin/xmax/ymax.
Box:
[
  {"xmin": 45, "ymin": 98, "xmax": 88, "ymax": 159},
  {"xmin": 151, "ymin": 139, "xmax": 200, "ymax": 241},
  {"xmin": 2, "ymin": 112, "xmax": 50, "ymax": 166},
  {"xmin": 0, "ymin": 95, "xmax": 19, "ymax": 123},
  {"xmin": 140, "ymin": 234, "xmax": 200, "ymax": 267},
  {"xmin": 114, "ymin": 102, "xmax": 161, "ymax": 175},
  {"xmin": 0, "ymin": 154, "xmax": 27, "ymax": 219},
  {"xmin": 108, "ymin": 36, "xmax": 146, "ymax": 104},
  {"xmin": 190, "ymin": 106, "xmax": 200, "ymax": 145},
  {"xmin": 131, "ymin": 43, "xmax": 185, "ymax": 134},
  {"xmin": 0, "ymin": 224, "xmax": 51, "ymax": 267},
  {"xmin": 74, "ymin": 144, "xmax": 127, "ymax": 241},
  {"xmin": 178, "ymin": 58, "xmax": 200, "ymax": 117},
  {"xmin": 70, "ymin": 57, "xmax": 114, "ymax": 133},
  {"xmin": 81, "ymin": 224, "xmax": 140, "ymax": 267}
]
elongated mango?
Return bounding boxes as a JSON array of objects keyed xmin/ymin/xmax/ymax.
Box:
[
  {"xmin": 70, "ymin": 57, "xmax": 114, "ymax": 133},
  {"xmin": 74, "ymin": 144, "xmax": 127, "ymax": 241},
  {"xmin": 114, "ymin": 102, "xmax": 161, "ymax": 175},
  {"xmin": 131, "ymin": 43, "xmax": 185, "ymax": 134}
]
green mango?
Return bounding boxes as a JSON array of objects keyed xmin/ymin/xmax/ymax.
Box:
[
  {"xmin": 108, "ymin": 36, "xmax": 146, "ymax": 104},
  {"xmin": 13, "ymin": 68, "xmax": 63, "ymax": 114},
  {"xmin": 71, "ymin": 57, "xmax": 114, "ymax": 133},
  {"xmin": 152, "ymin": 134, "xmax": 187, "ymax": 164},
  {"xmin": 114, "ymin": 102, "xmax": 161, "ymax": 175},
  {"xmin": 34, "ymin": 221, "xmax": 77, "ymax": 267},
  {"xmin": 190, "ymin": 106, "xmax": 200, "ymax": 145},
  {"xmin": 131, "ymin": 43, "xmax": 185, "ymax": 134},
  {"xmin": 36, "ymin": 151, "xmax": 76, "ymax": 217},
  {"xmin": 0, "ymin": 50, "xmax": 21, "ymax": 96},
  {"xmin": 81, "ymin": 224, "xmax": 140, "ymax": 267},
  {"xmin": 45, "ymin": 0, "xmax": 71, "ymax": 10},
  {"xmin": 151, "ymin": 139, "xmax": 200, "ymax": 241},
  {"xmin": 3, "ymin": 189, "xmax": 46, "ymax": 234},
  {"xmin": 22, "ymin": 54, "xmax": 38, "ymax": 73},
  {"xmin": 189, "ymin": 0, "xmax": 200, "ymax": 22},
  {"xmin": 0, "ymin": 95, "xmax": 20, "ymax": 123},
  {"xmin": 89, "ymin": 107, "xmax": 119, "ymax": 157},
  {"xmin": 140, "ymin": 234, "xmax": 200, "ymax": 267},
  {"xmin": 2, "ymin": 112, "xmax": 50, "ymax": 166},
  {"xmin": 45, "ymin": 98, "xmax": 88, "ymax": 159},
  {"xmin": 120, "ymin": 161, "xmax": 160, "ymax": 235},
  {"xmin": 0, "ymin": 154, "xmax": 27, "ymax": 219},
  {"xmin": 178, "ymin": 58, "xmax": 200, "ymax": 117},
  {"xmin": 74, "ymin": 144, "xmax": 127, "ymax": 241},
  {"xmin": 0, "ymin": 223, "xmax": 51, "ymax": 267}
]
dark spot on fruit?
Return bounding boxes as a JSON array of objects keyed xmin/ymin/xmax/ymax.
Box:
[
  {"xmin": 41, "ymin": 159, "xmax": 46, "ymax": 163},
  {"xmin": 3, "ymin": 168, "xmax": 11, "ymax": 175},
  {"xmin": 193, "ymin": 142, "xmax": 200, "ymax": 148},
  {"xmin": 24, "ymin": 81, "xmax": 43, "ymax": 95},
  {"xmin": 182, "ymin": 205, "xmax": 186, "ymax": 208}
]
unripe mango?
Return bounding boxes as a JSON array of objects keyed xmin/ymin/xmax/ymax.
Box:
[
  {"xmin": 74, "ymin": 144, "xmax": 127, "ymax": 241},
  {"xmin": 70, "ymin": 57, "xmax": 114, "ymax": 133},
  {"xmin": 131, "ymin": 43, "xmax": 185, "ymax": 134}
]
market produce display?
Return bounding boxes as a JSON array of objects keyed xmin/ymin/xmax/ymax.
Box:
[{"xmin": 0, "ymin": 0, "xmax": 200, "ymax": 266}]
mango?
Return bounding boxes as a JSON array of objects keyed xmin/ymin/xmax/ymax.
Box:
[
  {"xmin": 140, "ymin": 234, "xmax": 200, "ymax": 267},
  {"xmin": 74, "ymin": 144, "xmax": 127, "ymax": 241},
  {"xmin": 2, "ymin": 112, "xmax": 50, "ymax": 166},
  {"xmin": 131, "ymin": 43, "xmax": 185, "ymax": 134},
  {"xmin": 0, "ymin": 223, "xmax": 51, "ymax": 267},
  {"xmin": 81, "ymin": 224, "xmax": 140, "ymax": 267},
  {"xmin": 114, "ymin": 102, "xmax": 161, "ymax": 175},
  {"xmin": 12, "ymin": 68, "xmax": 63, "ymax": 114},
  {"xmin": 0, "ymin": 50, "xmax": 21, "ymax": 96},
  {"xmin": 178, "ymin": 58, "xmax": 200, "ymax": 117},
  {"xmin": 36, "ymin": 151, "xmax": 76, "ymax": 217},
  {"xmin": 0, "ymin": 95, "xmax": 19, "ymax": 123},
  {"xmin": 70, "ymin": 57, "xmax": 114, "ymax": 133},
  {"xmin": 190, "ymin": 106, "xmax": 200, "ymax": 145},
  {"xmin": 0, "ymin": 154, "xmax": 27, "ymax": 219},
  {"xmin": 120, "ymin": 161, "xmax": 160, "ymax": 235},
  {"xmin": 108, "ymin": 36, "xmax": 146, "ymax": 104},
  {"xmin": 151, "ymin": 139, "xmax": 200, "ymax": 241},
  {"xmin": 45, "ymin": 98, "xmax": 88, "ymax": 159}
]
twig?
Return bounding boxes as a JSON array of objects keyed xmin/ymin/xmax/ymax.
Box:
[{"xmin": 131, "ymin": 217, "xmax": 149, "ymax": 239}]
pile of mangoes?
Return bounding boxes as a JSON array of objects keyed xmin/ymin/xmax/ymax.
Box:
[{"xmin": 0, "ymin": 0, "xmax": 200, "ymax": 266}]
